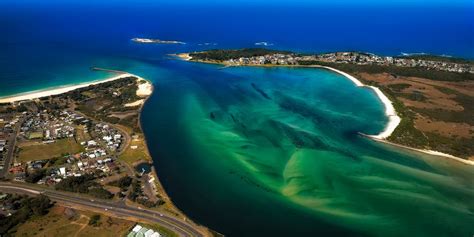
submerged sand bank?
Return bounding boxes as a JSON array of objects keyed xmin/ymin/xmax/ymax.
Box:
[
  {"xmin": 316, "ymin": 66, "xmax": 401, "ymax": 139},
  {"xmin": 181, "ymin": 56, "xmax": 472, "ymax": 164}
]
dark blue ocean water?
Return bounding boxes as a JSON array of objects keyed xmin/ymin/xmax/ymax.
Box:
[
  {"xmin": 1, "ymin": 3, "xmax": 474, "ymax": 237},
  {"xmin": 0, "ymin": 4, "xmax": 473, "ymax": 96}
]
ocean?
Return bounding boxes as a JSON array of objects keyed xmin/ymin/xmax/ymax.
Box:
[{"xmin": 1, "ymin": 3, "xmax": 474, "ymax": 236}]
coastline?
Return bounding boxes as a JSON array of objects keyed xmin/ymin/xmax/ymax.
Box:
[
  {"xmin": 306, "ymin": 66, "xmax": 473, "ymax": 165},
  {"xmin": 365, "ymin": 135, "xmax": 474, "ymax": 165},
  {"xmin": 179, "ymin": 54, "xmax": 472, "ymax": 165},
  {"xmin": 0, "ymin": 73, "xmax": 135, "ymax": 103},
  {"xmin": 309, "ymin": 65, "xmax": 401, "ymax": 139},
  {"xmin": 0, "ymin": 70, "xmax": 211, "ymax": 235},
  {"xmin": 177, "ymin": 54, "xmax": 401, "ymax": 139}
]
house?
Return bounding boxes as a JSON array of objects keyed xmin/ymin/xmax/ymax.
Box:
[
  {"xmin": 132, "ymin": 225, "xmax": 142, "ymax": 232},
  {"xmin": 59, "ymin": 167, "xmax": 66, "ymax": 176},
  {"xmin": 127, "ymin": 225, "xmax": 160, "ymax": 237},
  {"xmin": 144, "ymin": 229, "xmax": 154, "ymax": 237}
]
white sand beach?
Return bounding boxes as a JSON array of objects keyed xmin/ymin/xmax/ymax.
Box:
[
  {"xmin": 317, "ymin": 66, "xmax": 401, "ymax": 139},
  {"xmin": 176, "ymin": 53, "xmax": 193, "ymax": 61},
  {"xmin": 0, "ymin": 73, "xmax": 136, "ymax": 103},
  {"xmin": 323, "ymin": 66, "xmax": 474, "ymax": 165},
  {"xmin": 320, "ymin": 65, "xmax": 474, "ymax": 165},
  {"xmin": 125, "ymin": 99, "xmax": 145, "ymax": 107},
  {"xmin": 369, "ymin": 136, "xmax": 474, "ymax": 165},
  {"xmin": 137, "ymin": 78, "xmax": 153, "ymax": 97}
]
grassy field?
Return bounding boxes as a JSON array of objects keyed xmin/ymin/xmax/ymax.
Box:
[
  {"xmin": 119, "ymin": 133, "xmax": 150, "ymax": 166},
  {"xmin": 75, "ymin": 125, "xmax": 91, "ymax": 143},
  {"xmin": 14, "ymin": 206, "xmax": 134, "ymax": 237},
  {"xmin": 17, "ymin": 138, "xmax": 84, "ymax": 162}
]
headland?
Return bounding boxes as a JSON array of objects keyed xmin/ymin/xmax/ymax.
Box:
[
  {"xmin": 0, "ymin": 70, "xmax": 212, "ymax": 236},
  {"xmin": 177, "ymin": 49, "xmax": 474, "ymax": 163}
]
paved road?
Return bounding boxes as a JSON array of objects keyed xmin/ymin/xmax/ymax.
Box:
[
  {"xmin": 0, "ymin": 117, "xmax": 23, "ymax": 178},
  {"xmin": 0, "ymin": 182, "xmax": 204, "ymax": 237}
]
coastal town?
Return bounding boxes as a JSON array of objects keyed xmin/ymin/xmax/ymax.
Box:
[
  {"xmin": 0, "ymin": 76, "xmax": 159, "ymax": 203},
  {"xmin": 0, "ymin": 73, "xmax": 211, "ymax": 237},
  {"xmin": 190, "ymin": 50, "xmax": 474, "ymax": 74}
]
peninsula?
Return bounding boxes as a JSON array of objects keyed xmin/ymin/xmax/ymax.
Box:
[
  {"xmin": 0, "ymin": 71, "xmax": 212, "ymax": 236},
  {"xmin": 178, "ymin": 49, "xmax": 474, "ymax": 162}
]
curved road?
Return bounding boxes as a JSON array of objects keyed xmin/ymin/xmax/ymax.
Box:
[{"xmin": 0, "ymin": 182, "xmax": 204, "ymax": 237}]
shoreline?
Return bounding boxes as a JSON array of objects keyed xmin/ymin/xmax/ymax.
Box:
[
  {"xmin": 308, "ymin": 65, "xmax": 401, "ymax": 139},
  {"xmin": 0, "ymin": 73, "xmax": 135, "ymax": 103},
  {"xmin": 177, "ymin": 54, "xmax": 401, "ymax": 139},
  {"xmin": 364, "ymin": 134, "xmax": 474, "ymax": 165},
  {"xmin": 179, "ymin": 54, "xmax": 472, "ymax": 165},
  {"xmin": 0, "ymin": 70, "xmax": 211, "ymax": 234}
]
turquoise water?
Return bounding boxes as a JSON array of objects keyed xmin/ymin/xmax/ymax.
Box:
[
  {"xmin": 141, "ymin": 61, "xmax": 474, "ymax": 236},
  {"xmin": 1, "ymin": 3, "xmax": 474, "ymax": 236}
]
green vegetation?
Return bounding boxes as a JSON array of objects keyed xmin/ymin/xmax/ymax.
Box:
[
  {"xmin": 397, "ymin": 54, "xmax": 474, "ymax": 65},
  {"xmin": 190, "ymin": 48, "xmax": 291, "ymax": 61},
  {"xmin": 25, "ymin": 169, "xmax": 47, "ymax": 183},
  {"xmin": 387, "ymin": 100, "xmax": 429, "ymax": 148},
  {"xmin": 47, "ymin": 156, "xmax": 68, "ymax": 167},
  {"xmin": 412, "ymin": 90, "xmax": 474, "ymax": 126},
  {"xmin": 88, "ymin": 214, "xmax": 101, "ymax": 226},
  {"xmin": 108, "ymin": 175, "xmax": 133, "ymax": 191},
  {"xmin": 127, "ymin": 178, "xmax": 164, "ymax": 207},
  {"xmin": 424, "ymin": 132, "xmax": 474, "ymax": 158},
  {"xmin": 17, "ymin": 138, "xmax": 83, "ymax": 162},
  {"xmin": 397, "ymin": 91, "xmax": 427, "ymax": 102},
  {"xmin": 298, "ymin": 61, "xmax": 474, "ymax": 81},
  {"xmin": 386, "ymin": 83, "xmax": 411, "ymax": 92},
  {"xmin": 190, "ymin": 49, "xmax": 474, "ymax": 158},
  {"xmin": 119, "ymin": 136, "xmax": 149, "ymax": 165},
  {"xmin": 55, "ymin": 175, "xmax": 113, "ymax": 199},
  {"xmin": 67, "ymin": 76, "xmax": 143, "ymax": 132},
  {"xmin": 14, "ymin": 206, "xmax": 134, "ymax": 237},
  {"xmin": 117, "ymin": 176, "xmax": 132, "ymax": 190},
  {"xmin": 362, "ymin": 79, "xmax": 474, "ymax": 158},
  {"xmin": 127, "ymin": 179, "xmax": 142, "ymax": 202},
  {"xmin": 0, "ymin": 194, "xmax": 52, "ymax": 236}
]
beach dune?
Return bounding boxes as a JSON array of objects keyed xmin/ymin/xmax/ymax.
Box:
[{"xmin": 0, "ymin": 73, "xmax": 135, "ymax": 104}]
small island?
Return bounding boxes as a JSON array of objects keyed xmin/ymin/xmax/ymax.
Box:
[
  {"xmin": 179, "ymin": 48, "xmax": 474, "ymax": 162},
  {"xmin": 131, "ymin": 38, "xmax": 186, "ymax": 45}
]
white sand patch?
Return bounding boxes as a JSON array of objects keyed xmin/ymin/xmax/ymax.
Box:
[
  {"xmin": 0, "ymin": 74, "xmax": 134, "ymax": 103},
  {"xmin": 137, "ymin": 79, "xmax": 153, "ymax": 97},
  {"xmin": 125, "ymin": 99, "xmax": 145, "ymax": 107},
  {"xmin": 177, "ymin": 53, "xmax": 192, "ymax": 61}
]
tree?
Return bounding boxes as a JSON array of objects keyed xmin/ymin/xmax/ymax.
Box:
[{"xmin": 88, "ymin": 214, "xmax": 101, "ymax": 226}]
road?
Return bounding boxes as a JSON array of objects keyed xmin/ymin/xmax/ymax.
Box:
[
  {"xmin": 0, "ymin": 116, "xmax": 23, "ymax": 178},
  {"xmin": 0, "ymin": 182, "xmax": 204, "ymax": 237}
]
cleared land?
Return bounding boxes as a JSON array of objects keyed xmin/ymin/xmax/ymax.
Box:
[
  {"xmin": 17, "ymin": 138, "xmax": 84, "ymax": 162},
  {"xmin": 119, "ymin": 134, "xmax": 150, "ymax": 166},
  {"xmin": 14, "ymin": 205, "xmax": 134, "ymax": 237}
]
